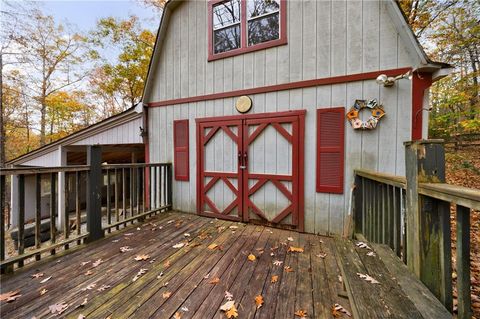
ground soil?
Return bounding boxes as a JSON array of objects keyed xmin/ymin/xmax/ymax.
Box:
[{"xmin": 445, "ymin": 146, "xmax": 480, "ymax": 318}]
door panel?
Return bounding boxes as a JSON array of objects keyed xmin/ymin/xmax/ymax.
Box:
[{"xmin": 198, "ymin": 120, "xmax": 243, "ymax": 221}]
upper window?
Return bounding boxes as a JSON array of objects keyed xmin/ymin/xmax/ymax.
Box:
[{"xmin": 209, "ymin": 0, "xmax": 287, "ymax": 61}]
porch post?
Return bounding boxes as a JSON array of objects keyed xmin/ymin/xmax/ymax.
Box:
[
  {"xmin": 404, "ymin": 139, "xmax": 452, "ymax": 309},
  {"xmin": 57, "ymin": 146, "xmax": 67, "ymax": 230},
  {"xmin": 86, "ymin": 145, "xmax": 104, "ymax": 242}
]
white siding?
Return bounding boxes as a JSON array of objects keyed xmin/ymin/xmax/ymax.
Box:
[
  {"xmin": 21, "ymin": 149, "xmax": 60, "ymax": 167},
  {"xmin": 146, "ymin": 0, "xmax": 417, "ymax": 103},
  {"xmin": 149, "ymin": 79, "xmax": 412, "ymax": 235},
  {"xmin": 72, "ymin": 116, "xmax": 143, "ymax": 146}
]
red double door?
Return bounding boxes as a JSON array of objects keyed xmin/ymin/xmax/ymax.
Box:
[{"xmin": 197, "ymin": 111, "xmax": 304, "ymax": 231}]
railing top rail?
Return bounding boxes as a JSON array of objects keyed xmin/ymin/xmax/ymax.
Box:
[
  {"xmin": 0, "ymin": 165, "xmax": 90, "ymax": 176},
  {"xmin": 418, "ymin": 182, "xmax": 480, "ymax": 211},
  {"xmin": 354, "ymin": 168, "xmax": 406, "ymax": 189},
  {"xmin": 101, "ymin": 163, "xmax": 171, "ymax": 170}
]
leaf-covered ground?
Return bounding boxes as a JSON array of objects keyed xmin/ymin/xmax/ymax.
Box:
[{"xmin": 445, "ymin": 146, "xmax": 480, "ymax": 318}]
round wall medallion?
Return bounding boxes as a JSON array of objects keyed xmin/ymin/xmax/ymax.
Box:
[{"xmin": 235, "ymin": 96, "xmax": 252, "ymax": 113}]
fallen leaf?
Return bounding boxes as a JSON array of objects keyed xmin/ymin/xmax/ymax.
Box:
[
  {"xmin": 273, "ymin": 260, "xmax": 283, "ymax": 266},
  {"xmin": 78, "ymin": 315, "xmax": 86, "ymax": 319},
  {"xmin": 220, "ymin": 300, "xmax": 235, "ymax": 311},
  {"xmin": 173, "ymin": 242, "xmax": 185, "ymax": 249},
  {"xmin": 204, "ymin": 273, "xmax": 210, "ymax": 279},
  {"xmin": 366, "ymin": 251, "xmax": 376, "ymax": 257},
  {"xmin": 255, "ymin": 295, "xmax": 264, "ymax": 309},
  {"xmin": 124, "ymin": 232, "xmax": 134, "ymax": 236},
  {"xmin": 356, "ymin": 273, "xmax": 379, "ymax": 284},
  {"xmin": 49, "ymin": 303, "xmax": 69, "ymax": 315},
  {"xmin": 287, "ymin": 237, "xmax": 294, "ymax": 242},
  {"xmin": 338, "ymin": 275, "xmax": 343, "ymax": 283},
  {"xmin": 229, "ymin": 226, "xmax": 238, "ymax": 229},
  {"xmin": 40, "ymin": 276, "xmax": 52, "ymax": 283},
  {"xmin": 288, "ymin": 246, "xmax": 304, "ymax": 253},
  {"xmin": 225, "ymin": 291, "xmax": 234, "ymax": 301},
  {"xmin": 31, "ymin": 273, "xmax": 44, "ymax": 279},
  {"xmin": 271, "ymin": 275, "xmax": 279, "ymax": 283},
  {"xmin": 120, "ymin": 246, "xmax": 132, "ymax": 253},
  {"xmin": 0, "ymin": 290, "xmax": 21, "ymax": 302},
  {"xmin": 181, "ymin": 306, "xmax": 189, "ymax": 312},
  {"xmin": 333, "ymin": 303, "xmax": 352, "ymax": 317},
  {"xmin": 132, "ymin": 268, "xmax": 148, "ymax": 282},
  {"xmin": 226, "ymin": 305, "xmax": 238, "ymax": 318},
  {"xmin": 184, "ymin": 233, "xmax": 191, "ymax": 237},
  {"xmin": 208, "ymin": 243, "xmax": 218, "ymax": 250},
  {"xmin": 134, "ymin": 254, "xmax": 150, "ymax": 261},
  {"xmin": 174, "ymin": 312, "xmax": 182, "ymax": 319},
  {"xmin": 81, "ymin": 261, "xmax": 91, "ymax": 267},
  {"xmin": 81, "ymin": 283, "xmax": 97, "ymax": 291},
  {"xmin": 355, "ymin": 242, "xmax": 371, "ymax": 250},
  {"xmin": 92, "ymin": 259, "xmax": 103, "ymax": 267},
  {"xmin": 294, "ymin": 310, "xmax": 307, "ymax": 318},
  {"xmin": 112, "ymin": 239, "xmax": 120, "ymax": 243},
  {"xmin": 162, "ymin": 291, "xmax": 172, "ymax": 299},
  {"xmin": 80, "ymin": 298, "xmax": 88, "ymax": 307},
  {"xmin": 316, "ymin": 253, "xmax": 327, "ymax": 258},
  {"xmin": 209, "ymin": 277, "xmax": 220, "ymax": 284},
  {"xmin": 247, "ymin": 254, "xmax": 256, "ymax": 261},
  {"xmin": 97, "ymin": 285, "xmax": 111, "ymax": 292},
  {"xmin": 137, "ymin": 227, "xmax": 141, "ymax": 230},
  {"xmin": 157, "ymin": 272, "xmax": 164, "ymax": 279},
  {"xmin": 284, "ymin": 266, "xmax": 294, "ymax": 273},
  {"xmin": 40, "ymin": 288, "xmax": 48, "ymax": 296},
  {"xmin": 164, "ymin": 260, "xmax": 171, "ymax": 267}
]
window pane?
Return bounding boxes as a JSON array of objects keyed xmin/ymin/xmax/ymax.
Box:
[
  {"xmin": 248, "ymin": 13, "xmax": 279, "ymax": 46},
  {"xmin": 213, "ymin": 0, "xmax": 241, "ymax": 30},
  {"xmin": 247, "ymin": 0, "xmax": 280, "ymax": 18},
  {"xmin": 214, "ymin": 24, "xmax": 241, "ymax": 53}
]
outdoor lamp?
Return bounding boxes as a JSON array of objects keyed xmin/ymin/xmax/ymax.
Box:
[{"xmin": 376, "ymin": 70, "xmax": 413, "ymax": 87}]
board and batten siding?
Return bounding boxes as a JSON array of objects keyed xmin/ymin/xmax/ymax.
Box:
[
  {"xmin": 147, "ymin": 0, "xmax": 417, "ymax": 102},
  {"xmin": 146, "ymin": 0, "xmax": 417, "ymax": 235},
  {"xmin": 20, "ymin": 149, "xmax": 60, "ymax": 167},
  {"xmin": 148, "ymin": 79, "xmax": 411, "ymax": 235}
]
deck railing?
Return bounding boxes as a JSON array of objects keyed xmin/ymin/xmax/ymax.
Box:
[
  {"xmin": 0, "ymin": 146, "xmax": 172, "ymax": 273},
  {"xmin": 353, "ymin": 140, "xmax": 478, "ymax": 319}
]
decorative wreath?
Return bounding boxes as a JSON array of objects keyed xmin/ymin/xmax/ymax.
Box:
[{"xmin": 346, "ymin": 99, "xmax": 385, "ymax": 130}]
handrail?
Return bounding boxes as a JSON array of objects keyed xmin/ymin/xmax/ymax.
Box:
[
  {"xmin": 354, "ymin": 168, "xmax": 406, "ymax": 189},
  {"xmin": 101, "ymin": 163, "xmax": 171, "ymax": 169},
  {"xmin": 418, "ymin": 183, "xmax": 480, "ymax": 211},
  {"xmin": 0, "ymin": 165, "xmax": 90, "ymax": 176}
]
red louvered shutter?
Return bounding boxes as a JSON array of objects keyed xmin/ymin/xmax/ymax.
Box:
[
  {"xmin": 174, "ymin": 119, "xmax": 189, "ymax": 181},
  {"xmin": 316, "ymin": 108, "xmax": 345, "ymax": 193}
]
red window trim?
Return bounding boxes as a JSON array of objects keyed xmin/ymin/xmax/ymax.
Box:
[
  {"xmin": 208, "ymin": 0, "xmax": 287, "ymax": 61},
  {"xmin": 316, "ymin": 107, "xmax": 345, "ymax": 194},
  {"xmin": 173, "ymin": 119, "xmax": 190, "ymax": 181}
]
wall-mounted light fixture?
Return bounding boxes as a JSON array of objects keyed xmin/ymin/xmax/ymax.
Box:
[
  {"xmin": 376, "ymin": 70, "xmax": 413, "ymax": 87},
  {"xmin": 139, "ymin": 126, "xmax": 148, "ymax": 137}
]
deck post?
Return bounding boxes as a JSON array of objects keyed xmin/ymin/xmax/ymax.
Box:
[
  {"xmin": 86, "ymin": 145, "xmax": 104, "ymax": 242},
  {"xmin": 404, "ymin": 139, "xmax": 452, "ymax": 310}
]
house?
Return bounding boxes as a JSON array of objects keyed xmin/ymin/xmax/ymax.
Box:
[
  {"xmin": 7, "ymin": 104, "xmax": 146, "ymax": 229},
  {"xmin": 141, "ymin": 0, "xmax": 450, "ymax": 235}
]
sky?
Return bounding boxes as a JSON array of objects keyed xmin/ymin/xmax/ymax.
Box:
[{"xmin": 36, "ymin": 0, "xmax": 160, "ymax": 32}]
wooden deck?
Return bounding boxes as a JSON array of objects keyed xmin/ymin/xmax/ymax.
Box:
[{"xmin": 0, "ymin": 212, "xmax": 450, "ymax": 319}]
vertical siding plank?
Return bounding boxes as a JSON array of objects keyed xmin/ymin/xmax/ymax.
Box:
[
  {"xmin": 316, "ymin": 0, "xmax": 331, "ymax": 78},
  {"xmin": 302, "ymin": 0, "xmax": 316, "ymax": 80},
  {"xmin": 346, "ymin": 0, "xmax": 363, "ymax": 74},
  {"xmin": 379, "ymin": 1, "xmax": 398, "ymax": 69},
  {"xmin": 331, "ymin": 0, "xmax": 347, "ymax": 76},
  {"xmin": 180, "ymin": 6, "xmax": 189, "ymax": 98},
  {"xmin": 289, "ymin": 0, "xmax": 302, "ymax": 82},
  {"xmin": 302, "ymin": 87, "xmax": 316, "ymax": 233},
  {"xmin": 188, "ymin": 1, "xmax": 197, "ymax": 97},
  {"xmin": 362, "ymin": 0, "xmax": 380, "ymax": 71}
]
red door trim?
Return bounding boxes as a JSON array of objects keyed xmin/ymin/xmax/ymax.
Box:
[
  {"xmin": 411, "ymin": 72, "xmax": 432, "ymax": 140},
  {"xmin": 147, "ymin": 68, "xmax": 411, "ymax": 108}
]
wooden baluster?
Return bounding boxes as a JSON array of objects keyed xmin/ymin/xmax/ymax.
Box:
[
  {"xmin": 76, "ymin": 171, "xmax": 81, "ymax": 245},
  {"xmin": 381, "ymin": 183, "xmax": 386, "ymax": 244},
  {"xmin": 122, "ymin": 167, "xmax": 126, "ymax": 226},
  {"xmin": 456, "ymin": 205, "xmax": 472, "ymax": 319},
  {"xmin": 167, "ymin": 164, "xmax": 172, "ymax": 207},
  {"xmin": 152, "ymin": 166, "xmax": 156, "ymax": 210},
  {"xmin": 393, "ymin": 187, "xmax": 401, "ymax": 257},
  {"xmin": 18, "ymin": 174, "xmax": 25, "ymax": 267},
  {"xmin": 141, "ymin": 167, "xmax": 145, "ymax": 214},
  {"xmin": 361, "ymin": 177, "xmax": 366, "ymax": 235},
  {"xmin": 35, "ymin": 173, "xmax": 41, "ymax": 261},
  {"xmin": 106, "ymin": 169, "xmax": 111, "ymax": 232},
  {"xmin": 136, "ymin": 167, "xmax": 141, "ymax": 215},
  {"xmin": 115, "ymin": 168, "xmax": 119, "ymax": 230},
  {"xmin": 366, "ymin": 179, "xmax": 372, "ymax": 240},
  {"xmin": 438, "ymin": 200, "xmax": 453, "ymax": 311},
  {"xmin": 130, "ymin": 167, "xmax": 134, "ymax": 223},
  {"xmin": 163, "ymin": 165, "xmax": 167, "ymax": 207},
  {"xmin": 387, "ymin": 185, "xmax": 394, "ymax": 249},
  {"xmin": 0, "ymin": 174, "xmax": 6, "ymax": 271},
  {"xmin": 64, "ymin": 172, "xmax": 70, "ymax": 250},
  {"xmin": 353, "ymin": 175, "xmax": 363, "ymax": 235},
  {"xmin": 50, "ymin": 173, "xmax": 56, "ymax": 255}
]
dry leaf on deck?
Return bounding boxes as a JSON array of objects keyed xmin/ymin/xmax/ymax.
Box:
[
  {"xmin": 255, "ymin": 295, "xmax": 264, "ymax": 309},
  {"xmin": 81, "ymin": 283, "xmax": 97, "ymax": 291},
  {"xmin": 162, "ymin": 291, "xmax": 172, "ymax": 299},
  {"xmin": 97, "ymin": 285, "xmax": 111, "ymax": 292},
  {"xmin": 209, "ymin": 277, "xmax": 220, "ymax": 284},
  {"xmin": 40, "ymin": 288, "xmax": 48, "ymax": 296},
  {"xmin": 287, "ymin": 237, "xmax": 294, "ymax": 242},
  {"xmin": 92, "ymin": 259, "xmax": 103, "ymax": 267},
  {"xmin": 288, "ymin": 246, "xmax": 304, "ymax": 253},
  {"xmin": 316, "ymin": 253, "xmax": 327, "ymax": 258},
  {"xmin": 225, "ymin": 305, "xmax": 238, "ymax": 318},
  {"xmin": 181, "ymin": 306, "xmax": 189, "ymax": 312},
  {"xmin": 78, "ymin": 315, "xmax": 86, "ymax": 319},
  {"xmin": 247, "ymin": 254, "xmax": 256, "ymax": 261},
  {"xmin": 174, "ymin": 312, "xmax": 182, "ymax": 319},
  {"xmin": 132, "ymin": 268, "xmax": 148, "ymax": 282},
  {"xmin": 164, "ymin": 260, "xmax": 171, "ymax": 267},
  {"xmin": 40, "ymin": 276, "xmax": 52, "ymax": 283},
  {"xmin": 271, "ymin": 275, "xmax": 279, "ymax": 283},
  {"xmin": 273, "ymin": 260, "xmax": 283, "ymax": 266},
  {"xmin": 81, "ymin": 261, "xmax": 90, "ymax": 267},
  {"xmin": 333, "ymin": 303, "xmax": 352, "ymax": 317},
  {"xmin": 220, "ymin": 300, "xmax": 235, "ymax": 311},
  {"xmin": 356, "ymin": 273, "xmax": 379, "ymax": 284},
  {"xmin": 134, "ymin": 254, "xmax": 150, "ymax": 261},
  {"xmin": 0, "ymin": 290, "xmax": 21, "ymax": 302},
  {"xmin": 31, "ymin": 273, "xmax": 44, "ymax": 279},
  {"xmin": 49, "ymin": 303, "xmax": 69, "ymax": 315},
  {"xmin": 208, "ymin": 243, "xmax": 218, "ymax": 250},
  {"xmin": 366, "ymin": 251, "xmax": 376, "ymax": 257},
  {"xmin": 120, "ymin": 246, "xmax": 132, "ymax": 253},
  {"xmin": 294, "ymin": 310, "xmax": 307, "ymax": 318},
  {"xmin": 284, "ymin": 266, "xmax": 294, "ymax": 273},
  {"xmin": 80, "ymin": 298, "xmax": 88, "ymax": 307},
  {"xmin": 355, "ymin": 242, "xmax": 371, "ymax": 250},
  {"xmin": 229, "ymin": 226, "xmax": 238, "ymax": 229},
  {"xmin": 85, "ymin": 270, "xmax": 93, "ymax": 276},
  {"xmin": 225, "ymin": 291, "xmax": 234, "ymax": 301},
  {"xmin": 173, "ymin": 242, "xmax": 185, "ymax": 249}
]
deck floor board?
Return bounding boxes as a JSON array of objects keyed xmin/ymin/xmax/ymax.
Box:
[{"xmin": 0, "ymin": 212, "xmax": 451, "ymax": 319}]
